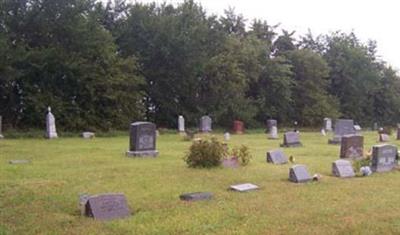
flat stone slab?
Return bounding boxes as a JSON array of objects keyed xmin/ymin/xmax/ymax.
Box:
[
  {"xmin": 229, "ymin": 183, "xmax": 259, "ymax": 192},
  {"xmin": 332, "ymin": 160, "xmax": 355, "ymax": 178},
  {"xmin": 81, "ymin": 132, "xmax": 95, "ymax": 139},
  {"xmin": 126, "ymin": 150, "xmax": 159, "ymax": 157},
  {"xmin": 179, "ymin": 192, "xmax": 213, "ymax": 201},
  {"xmin": 9, "ymin": 160, "xmax": 30, "ymax": 164},
  {"xmin": 84, "ymin": 193, "xmax": 131, "ymax": 221}
]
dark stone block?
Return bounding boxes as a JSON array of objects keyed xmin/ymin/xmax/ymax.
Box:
[
  {"xmin": 289, "ymin": 165, "xmax": 312, "ymax": 183},
  {"xmin": 179, "ymin": 192, "xmax": 213, "ymax": 201},
  {"xmin": 266, "ymin": 149, "xmax": 288, "ymax": 164},
  {"xmin": 126, "ymin": 122, "xmax": 158, "ymax": 157},
  {"xmin": 371, "ymin": 144, "xmax": 397, "ymax": 172},
  {"xmin": 340, "ymin": 135, "xmax": 363, "ymax": 159},
  {"xmin": 84, "ymin": 193, "xmax": 131, "ymax": 221}
]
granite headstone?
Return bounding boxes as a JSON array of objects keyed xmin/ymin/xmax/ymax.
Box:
[
  {"xmin": 379, "ymin": 133, "xmax": 390, "ymax": 142},
  {"xmin": 280, "ymin": 131, "xmax": 302, "ymax": 147},
  {"xmin": 126, "ymin": 122, "xmax": 159, "ymax": 157},
  {"xmin": 233, "ymin": 120, "xmax": 244, "ymax": 134},
  {"xmin": 371, "ymin": 144, "xmax": 397, "ymax": 172},
  {"xmin": 199, "ymin": 115, "xmax": 212, "ymax": 132},
  {"xmin": 178, "ymin": 115, "xmax": 185, "ymax": 132},
  {"xmin": 323, "ymin": 118, "xmax": 333, "ymax": 131},
  {"xmin": 84, "ymin": 193, "xmax": 131, "ymax": 221},
  {"xmin": 340, "ymin": 135, "xmax": 363, "ymax": 159},
  {"xmin": 332, "ymin": 160, "xmax": 355, "ymax": 178},
  {"xmin": 328, "ymin": 119, "xmax": 355, "ymax": 144},
  {"xmin": 266, "ymin": 149, "xmax": 288, "ymax": 164},
  {"xmin": 289, "ymin": 165, "xmax": 312, "ymax": 183}
]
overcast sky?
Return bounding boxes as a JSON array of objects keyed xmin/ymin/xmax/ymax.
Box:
[{"xmin": 133, "ymin": 0, "xmax": 399, "ymax": 71}]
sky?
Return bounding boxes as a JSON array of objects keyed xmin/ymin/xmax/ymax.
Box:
[{"xmin": 133, "ymin": 0, "xmax": 400, "ymax": 71}]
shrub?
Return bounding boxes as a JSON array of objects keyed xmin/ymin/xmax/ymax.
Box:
[
  {"xmin": 352, "ymin": 156, "xmax": 371, "ymax": 173},
  {"xmin": 184, "ymin": 137, "xmax": 225, "ymax": 168},
  {"xmin": 230, "ymin": 145, "xmax": 252, "ymax": 166}
]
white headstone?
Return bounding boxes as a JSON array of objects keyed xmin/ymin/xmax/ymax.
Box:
[
  {"xmin": 269, "ymin": 126, "xmax": 278, "ymax": 139},
  {"xmin": 324, "ymin": 118, "xmax": 332, "ymax": 131},
  {"xmin": 321, "ymin": 129, "xmax": 326, "ymax": 136},
  {"xmin": 230, "ymin": 183, "xmax": 259, "ymax": 192},
  {"xmin": 46, "ymin": 107, "xmax": 58, "ymax": 139},
  {"xmin": 178, "ymin": 115, "xmax": 185, "ymax": 132},
  {"xmin": 224, "ymin": 132, "xmax": 231, "ymax": 141}
]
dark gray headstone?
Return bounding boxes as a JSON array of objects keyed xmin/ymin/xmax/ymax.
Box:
[
  {"xmin": 371, "ymin": 144, "xmax": 397, "ymax": 172},
  {"xmin": 289, "ymin": 165, "xmax": 312, "ymax": 183},
  {"xmin": 280, "ymin": 131, "xmax": 302, "ymax": 147},
  {"xmin": 266, "ymin": 149, "xmax": 288, "ymax": 164},
  {"xmin": 329, "ymin": 119, "xmax": 355, "ymax": 144},
  {"xmin": 199, "ymin": 116, "xmax": 212, "ymax": 132},
  {"xmin": 84, "ymin": 193, "xmax": 131, "ymax": 221},
  {"xmin": 180, "ymin": 192, "xmax": 213, "ymax": 201},
  {"xmin": 332, "ymin": 160, "xmax": 355, "ymax": 178},
  {"xmin": 126, "ymin": 122, "xmax": 158, "ymax": 157},
  {"xmin": 340, "ymin": 135, "xmax": 363, "ymax": 159}
]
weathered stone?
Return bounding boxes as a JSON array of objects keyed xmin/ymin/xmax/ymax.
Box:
[
  {"xmin": 230, "ymin": 183, "xmax": 259, "ymax": 192},
  {"xmin": 371, "ymin": 144, "xmax": 397, "ymax": 172},
  {"xmin": 126, "ymin": 122, "xmax": 158, "ymax": 157},
  {"xmin": 199, "ymin": 116, "xmax": 212, "ymax": 133},
  {"xmin": 222, "ymin": 157, "xmax": 239, "ymax": 168},
  {"xmin": 328, "ymin": 119, "xmax": 355, "ymax": 144},
  {"xmin": 323, "ymin": 118, "xmax": 332, "ymax": 131},
  {"xmin": 233, "ymin": 120, "xmax": 244, "ymax": 134},
  {"xmin": 266, "ymin": 149, "xmax": 288, "ymax": 165},
  {"xmin": 269, "ymin": 126, "xmax": 278, "ymax": 139},
  {"xmin": 45, "ymin": 107, "xmax": 58, "ymax": 139},
  {"xmin": 332, "ymin": 160, "xmax": 355, "ymax": 178},
  {"xmin": 379, "ymin": 134, "xmax": 390, "ymax": 142},
  {"xmin": 178, "ymin": 115, "xmax": 185, "ymax": 132},
  {"xmin": 179, "ymin": 192, "xmax": 213, "ymax": 201},
  {"xmin": 280, "ymin": 131, "xmax": 302, "ymax": 148},
  {"xmin": 84, "ymin": 193, "xmax": 131, "ymax": 221},
  {"xmin": 340, "ymin": 135, "xmax": 363, "ymax": 159},
  {"xmin": 81, "ymin": 132, "xmax": 95, "ymax": 139},
  {"xmin": 289, "ymin": 165, "xmax": 312, "ymax": 183}
]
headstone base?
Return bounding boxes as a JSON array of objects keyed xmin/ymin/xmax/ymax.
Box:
[
  {"xmin": 280, "ymin": 143, "xmax": 302, "ymax": 148},
  {"xmin": 126, "ymin": 150, "xmax": 159, "ymax": 158}
]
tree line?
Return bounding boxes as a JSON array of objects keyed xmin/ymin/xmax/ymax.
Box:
[{"xmin": 1, "ymin": 0, "xmax": 399, "ymax": 131}]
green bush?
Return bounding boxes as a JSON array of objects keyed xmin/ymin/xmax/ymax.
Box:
[
  {"xmin": 184, "ymin": 137, "xmax": 225, "ymax": 168},
  {"xmin": 230, "ymin": 145, "xmax": 252, "ymax": 166},
  {"xmin": 352, "ymin": 156, "xmax": 371, "ymax": 173}
]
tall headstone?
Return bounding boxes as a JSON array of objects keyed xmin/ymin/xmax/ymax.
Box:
[
  {"xmin": 126, "ymin": 122, "xmax": 159, "ymax": 157},
  {"xmin": 266, "ymin": 149, "xmax": 288, "ymax": 164},
  {"xmin": 233, "ymin": 120, "xmax": 244, "ymax": 134},
  {"xmin": 371, "ymin": 144, "xmax": 397, "ymax": 172},
  {"xmin": 46, "ymin": 107, "xmax": 58, "ymax": 139},
  {"xmin": 289, "ymin": 165, "xmax": 312, "ymax": 183},
  {"xmin": 269, "ymin": 126, "xmax": 278, "ymax": 139},
  {"xmin": 0, "ymin": 115, "xmax": 3, "ymax": 139},
  {"xmin": 340, "ymin": 135, "xmax": 363, "ymax": 159},
  {"xmin": 267, "ymin": 119, "xmax": 278, "ymax": 139},
  {"xmin": 280, "ymin": 131, "xmax": 302, "ymax": 147},
  {"xmin": 328, "ymin": 119, "xmax": 355, "ymax": 144},
  {"xmin": 323, "ymin": 118, "xmax": 333, "ymax": 132},
  {"xmin": 84, "ymin": 193, "xmax": 131, "ymax": 221},
  {"xmin": 178, "ymin": 115, "xmax": 185, "ymax": 133},
  {"xmin": 199, "ymin": 115, "xmax": 212, "ymax": 133},
  {"xmin": 332, "ymin": 160, "xmax": 355, "ymax": 178}
]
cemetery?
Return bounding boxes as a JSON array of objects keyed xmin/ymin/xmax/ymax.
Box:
[{"xmin": 2, "ymin": 0, "xmax": 400, "ymax": 234}]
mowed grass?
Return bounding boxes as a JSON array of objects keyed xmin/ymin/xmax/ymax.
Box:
[{"xmin": 1, "ymin": 131, "xmax": 400, "ymax": 235}]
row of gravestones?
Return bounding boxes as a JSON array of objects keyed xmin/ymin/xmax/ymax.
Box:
[{"xmin": 179, "ymin": 115, "xmax": 245, "ymax": 134}]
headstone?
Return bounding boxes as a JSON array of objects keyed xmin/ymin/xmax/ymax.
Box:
[
  {"xmin": 373, "ymin": 122, "xmax": 378, "ymax": 131},
  {"xmin": 199, "ymin": 115, "xmax": 212, "ymax": 133},
  {"xmin": 84, "ymin": 193, "xmax": 131, "ymax": 221},
  {"xmin": 321, "ymin": 129, "xmax": 326, "ymax": 136},
  {"xmin": 266, "ymin": 119, "xmax": 277, "ymax": 132},
  {"xmin": 0, "ymin": 115, "xmax": 3, "ymax": 139},
  {"xmin": 266, "ymin": 149, "xmax": 288, "ymax": 164},
  {"xmin": 222, "ymin": 157, "xmax": 239, "ymax": 168},
  {"xmin": 126, "ymin": 122, "xmax": 159, "ymax": 157},
  {"xmin": 224, "ymin": 132, "xmax": 231, "ymax": 141},
  {"xmin": 230, "ymin": 183, "xmax": 259, "ymax": 192},
  {"xmin": 179, "ymin": 192, "xmax": 213, "ymax": 201},
  {"xmin": 328, "ymin": 119, "xmax": 355, "ymax": 144},
  {"xmin": 233, "ymin": 120, "xmax": 244, "ymax": 134},
  {"xmin": 9, "ymin": 160, "xmax": 30, "ymax": 164},
  {"xmin": 332, "ymin": 160, "xmax": 355, "ymax": 178},
  {"xmin": 81, "ymin": 132, "xmax": 95, "ymax": 139},
  {"xmin": 340, "ymin": 135, "xmax": 363, "ymax": 159},
  {"xmin": 354, "ymin": 125, "xmax": 362, "ymax": 133},
  {"xmin": 323, "ymin": 118, "xmax": 333, "ymax": 131},
  {"xmin": 280, "ymin": 131, "xmax": 302, "ymax": 147},
  {"xmin": 371, "ymin": 144, "xmax": 397, "ymax": 172},
  {"xmin": 45, "ymin": 107, "xmax": 58, "ymax": 139},
  {"xmin": 178, "ymin": 115, "xmax": 185, "ymax": 132},
  {"xmin": 269, "ymin": 126, "xmax": 278, "ymax": 139},
  {"xmin": 397, "ymin": 128, "xmax": 400, "ymax": 140},
  {"xmin": 379, "ymin": 134, "xmax": 390, "ymax": 142},
  {"xmin": 289, "ymin": 165, "xmax": 312, "ymax": 183}
]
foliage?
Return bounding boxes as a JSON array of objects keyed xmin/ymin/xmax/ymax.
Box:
[
  {"xmin": 184, "ymin": 137, "xmax": 225, "ymax": 168},
  {"xmin": 230, "ymin": 145, "xmax": 252, "ymax": 166}
]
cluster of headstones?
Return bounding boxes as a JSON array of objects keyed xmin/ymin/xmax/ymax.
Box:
[{"xmin": 178, "ymin": 115, "xmax": 245, "ymax": 135}]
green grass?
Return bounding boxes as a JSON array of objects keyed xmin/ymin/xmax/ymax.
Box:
[{"xmin": 1, "ymin": 131, "xmax": 400, "ymax": 235}]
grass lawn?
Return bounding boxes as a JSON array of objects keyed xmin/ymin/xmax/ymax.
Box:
[{"xmin": 1, "ymin": 131, "xmax": 400, "ymax": 235}]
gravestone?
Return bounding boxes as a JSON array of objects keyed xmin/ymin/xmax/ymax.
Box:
[
  {"xmin": 266, "ymin": 119, "xmax": 277, "ymax": 131},
  {"xmin": 266, "ymin": 119, "xmax": 278, "ymax": 139},
  {"xmin": 328, "ymin": 119, "xmax": 355, "ymax": 144},
  {"xmin": 323, "ymin": 118, "xmax": 333, "ymax": 131},
  {"xmin": 373, "ymin": 122, "xmax": 378, "ymax": 131},
  {"xmin": 9, "ymin": 160, "xmax": 30, "ymax": 165},
  {"xmin": 340, "ymin": 135, "xmax": 363, "ymax": 159},
  {"xmin": 0, "ymin": 115, "xmax": 3, "ymax": 139},
  {"xmin": 180, "ymin": 192, "xmax": 213, "ymax": 201},
  {"xmin": 371, "ymin": 144, "xmax": 397, "ymax": 172},
  {"xmin": 178, "ymin": 115, "xmax": 185, "ymax": 133},
  {"xmin": 222, "ymin": 157, "xmax": 239, "ymax": 168},
  {"xmin": 354, "ymin": 125, "xmax": 362, "ymax": 133},
  {"xmin": 233, "ymin": 120, "xmax": 244, "ymax": 134},
  {"xmin": 379, "ymin": 134, "xmax": 390, "ymax": 142},
  {"xmin": 332, "ymin": 160, "xmax": 355, "ymax": 178},
  {"xmin": 269, "ymin": 126, "xmax": 278, "ymax": 139},
  {"xmin": 81, "ymin": 132, "xmax": 95, "ymax": 139},
  {"xmin": 397, "ymin": 128, "xmax": 400, "ymax": 140},
  {"xmin": 280, "ymin": 131, "xmax": 302, "ymax": 147},
  {"xmin": 266, "ymin": 149, "xmax": 288, "ymax": 164},
  {"xmin": 230, "ymin": 183, "xmax": 259, "ymax": 192},
  {"xmin": 199, "ymin": 115, "xmax": 212, "ymax": 132},
  {"xmin": 289, "ymin": 165, "xmax": 312, "ymax": 183},
  {"xmin": 45, "ymin": 107, "xmax": 58, "ymax": 139},
  {"xmin": 224, "ymin": 132, "xmax": 231, "ymax": 141},
  {"xmin": 126, "ymin": 122, "xmax": 159, "ymax": 157},
  {"xmin": 84, "ymin": 193, "xmax": 131, "ymax": 221}
]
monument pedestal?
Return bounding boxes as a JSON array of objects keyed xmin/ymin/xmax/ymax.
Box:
[{"xmin": 126, "ymin": 150, "xmax": 159, "ymax": 158}]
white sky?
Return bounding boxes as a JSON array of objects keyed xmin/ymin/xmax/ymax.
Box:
[{"xmin": 133, "ymin": 0, "xmax": 400, "ymax": 71}]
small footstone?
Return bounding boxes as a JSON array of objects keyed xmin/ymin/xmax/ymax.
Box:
[
  {"xmin": 230, "ymin": 183, "xmax": 259, "ymax": 192},
  {"xmin": 179, "ymin": 192, "xmax": 213, "ymax": 201}
]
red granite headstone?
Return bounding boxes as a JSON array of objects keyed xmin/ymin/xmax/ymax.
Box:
[{"xmin": 233, "ymin": 120, "xmax": 244, "ymax": 134}]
